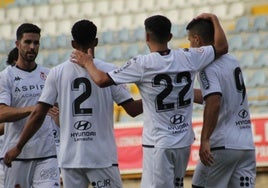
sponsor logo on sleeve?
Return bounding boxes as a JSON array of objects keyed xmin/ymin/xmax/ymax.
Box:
[{"xmin": 200, "ymin": 70, "xmax": 209, "ymax": 89}]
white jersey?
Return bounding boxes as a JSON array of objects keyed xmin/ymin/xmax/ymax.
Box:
[
  {"xmin": 0, "ymin": 65, "xmax": 57, "ymax": 159},
  {"xmin": 108, "ymin": 46, "xmax": 215, "ymax": 148},
  {"xmin": 198, "ymin": 54, "xmax": 255, "ymax": 150},
  {"xmin": 38, "ymin": 59, "xmax": 132, "ymax": 168}
]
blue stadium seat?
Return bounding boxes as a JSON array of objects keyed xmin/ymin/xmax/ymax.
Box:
[
  {"xmin": 101, "ymin": 30, "xmax": 117, "ymax": 44},
  {"xmin": 0, "ymin": 41, "xmax": 6, "ymax": 53},
  {"xmin": 239, "ymin": 52, "xmax": 255, "ymax": 69},
  {"xmin": 108, "ymin": 46, "xmax": 123, "ymax": 61},
  {"xmin": 228, "ymin": 35, "xmax": 243, "ymax": 51},
  {"xmin": 230, "ymin": 16, "xmax": 249, "ymax": 33},
  {"xmin": 95, "ymin": 47, "xmax": 107, "ymax": 60},
  {"xmin": 252, "ymin": 15, "xmax": 268, "ymax": 31},
  {"xmin": 255, "ymin": 52, "xmax": 268, "ymax": 68},
  {"xmin": 133, "ymin": 26, "xmax": 145, "ymax": 41},
  {"xmin": 40, "ymin": 35, "xmax": 55, "ymax": 50},
  {"xmin": 247, "ymin": 70, "xmax": 267, "ymax": 87},
  {"xmin": 125, "ymin": 44, "xmax": 139, "ymax": 59},
  {"xmin": 45, "ymin": 52, "xmax": 60, "ymax": 67},
  {"xmin": 117, "ymin": 28, "xmax": 132, "ymax": 43},
  {"xmin": 55, "ymin": 34, "xmax": 69, "ymax": 49},
  {"xmin": 241, "ymin": 33, "xmax": 261, "ymax": 50},
  {"xmin": 260, "ymin": 35, "xmax": 268, "ymax": 49},
  {"xmin": 14, "ymin": 0, "xmax": 33, "ymax": 6}
]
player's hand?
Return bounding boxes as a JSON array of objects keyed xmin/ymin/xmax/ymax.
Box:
[
  {"xmin": 195, "ymin": 13, "xmax": 216, "ymax": 21},
  {"xmin": 70, "ymin": 49, "xmax": 93, "ymax": 68},
  {"xmin": 3, "ymin": 146, "xmax": 21, "ymax": 167},
  {"xmin": 199, "ymin": 140, "xmax": 214, "ymax": 166},
  {"xmin": 48, "ymin": 105, "xmax": 60, "ymax": 126}
]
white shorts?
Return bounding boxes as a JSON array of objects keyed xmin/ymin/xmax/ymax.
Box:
[
  {"xmin": 192, "ymin": 149, "xmax": 256, "ymax": 188},
  {"xmin": 0, "ymin": 162, "xmax": 4, "ymax": 188},
  {"xmin": 4, "ymin": 157, "xmax": 60, "ymax": 188},
  {"xmin": 141, "ymin": 146, "xmax": 191, "ymax": 188},
  {"xmin": 61, "ymin": 165, "xmax": 123, "ymax": 188}
]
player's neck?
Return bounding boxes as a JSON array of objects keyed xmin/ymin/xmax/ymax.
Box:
[
  {"xmin": 149, "ymin": 44, "xmax": 169, "ymax": 53},
  {"xmin": 16, "ymin": 60, "xmax": 37, "ymax": 72}
]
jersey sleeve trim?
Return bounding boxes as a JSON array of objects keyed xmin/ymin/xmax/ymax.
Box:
[{"xmin": 212, "ymin": 45, "xmax": 216, "ymax": 60}]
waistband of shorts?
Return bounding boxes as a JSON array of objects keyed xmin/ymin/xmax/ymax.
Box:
[
  {"xmin": 142, "ymin": 144, "xmax": 155, "ymax": 148},
  {"xmin": 0, "ymin": 155, "xmax": 57, "ymax": 161},
  {"xmin": 211, "ymin": 146, "xmax": 225, "ymax": 151}
]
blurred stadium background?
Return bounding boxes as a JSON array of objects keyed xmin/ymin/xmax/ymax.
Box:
[{"xmin": 0, "ymin": 0, "xmax": 268, "ymax": 187}]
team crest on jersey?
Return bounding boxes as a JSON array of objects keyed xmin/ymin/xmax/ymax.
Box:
[
  {"xmin": 195, "ymin": 47, "xmax": 204, "ymax": 53},
  {"xmin": 200, "ymin": 70, "xmax": 209, "ymax": 89},
  {"xmin": 40, "ymin": 72, "xmax": 47, "ymax": 81}
]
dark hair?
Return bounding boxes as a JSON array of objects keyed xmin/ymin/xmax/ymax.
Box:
[
  {"xmin": 71, "ymin": 20, "xmax": 97, "ymax": 46},
  {"xmin": 186, "ymin": 19, "xmax": 214, "ymax": 44},
  {"xmin": 144, "ymin": 15, "xmax": 171, "ymax": 44},
  {"xmin": 6, "ymin": 47, "xmax": 18, "ymax": 65},
  {"xmin": 16, "ymin": 23, "xmax": 41, "ymax": 40}
]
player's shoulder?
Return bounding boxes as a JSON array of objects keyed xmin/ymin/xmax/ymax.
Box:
[
  {"xmin": 37, "ymin": 64, "xmax": 50, "ymax": 72},
  {"xmin": 94, "ymin": 58, "xmax": 118, "ymax": 72}
]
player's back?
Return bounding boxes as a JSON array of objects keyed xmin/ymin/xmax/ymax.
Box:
[
  {"xmin": 199, "ymin": 53, "xmax": 254, "ymax": 150},
  {"xmin": 44, "ymin": 59, "xmax": 128, "ymax": 168},
  {"xmin": 121, "ymin": 47, "xmax": 215, "ymax": 148}
]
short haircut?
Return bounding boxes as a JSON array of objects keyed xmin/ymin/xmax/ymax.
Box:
[
  {"xmin": 186, "ymin": 19, "xmax": 214, "ymax": 44},
  {"xmin": 144, "ymin": 15, "xmax": 171, "ymax": 44},
  {"xmin": 6, "ymin": 47, "xmax": 18, "ymax": 65},
  {"xmin": 71, "ymin": 19, "xmax": 97, "ymax": 46},
  {"xmin": 16, "ymin": 23, "xmax": 41, "ymax": 40}
]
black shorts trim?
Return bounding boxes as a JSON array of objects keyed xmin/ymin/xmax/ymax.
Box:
[
  {"xmin": 192, "ymin": 184, "xmax": 205, "ymax": 188},
  {"xmin": 211, "ymin": 146, "xmax": 225, "ymax": 151},
  {"xmin": 142, "ymin": 144, "xmax": 154, "ymax": 148},
  {"xmin": 0, "ymin": 155, "xmax": 57, "ymax": 161}
]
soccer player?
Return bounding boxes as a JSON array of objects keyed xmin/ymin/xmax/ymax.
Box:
[
  {"xmin": 0, "ymin": 23, "xmax": 60, "ymax": 187},
  {"xmin": 4, "ymin": 20, "xmax": 142, "ymax": 188},
  {"xmin": 187, "ymin": 16, "xmax": 256, "ymax": 188},
  {"xmin": 69, "ymin": 13, "xmax": 228, "ymax": 188}
]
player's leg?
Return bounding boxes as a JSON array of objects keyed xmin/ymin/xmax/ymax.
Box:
[
  {"xmin": 192, "ymin": 149, "xmax": 242, "ymax": 188},
  {"xmin": 85, "ymin": 165, "xmax": 123, "ymax": 188},
  {"xmin": 61, "ymin": 168, "xmax": 89, "ymax": 188},
  {"xmin": 153, "ymin": 147, "xmax": 190, "ymax": 188},
  {"xmin": 3, "ymin": 161, "xmax": 31, "ymax": 188},
  {"xmin": 141, "ymin": 147, "xmax": 154, "ymax": 188},
  {"xmin": 228, "ymin": 150, "xmax": 256, "ymax": 188},
  {"xmin": 173, "ymin": 146, "xmax": 191, "ymax": 188},
  {"xmin": 32, "ymin": 158, "xmax": 60, "ymax": 188}
]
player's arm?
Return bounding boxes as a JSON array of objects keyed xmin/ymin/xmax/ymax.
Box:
[
  {"xmin": 120, "ymin": 99, "xmax": 143, "ymax": 117},
  {"xmin": 199, "ymin": 94, "xmax": 221, "ymax": 166},
  {"xmin": 71, "ymin": 49, "xmax": 113, "ymax": 88},
  {"xmin": 0, "ymin": 104, "xmax": 35, "ymax": 123},
  {"xmin": 195, "ymin": 13, "xmax": 228, "ymax": 58},
  {"xmin": 194, "ymin": 88, "xmax": 203, "ymax": 104},
  {"xmin": 3, "ymin": 102, "xmax": 51, "ymax": 167},
  {"xmin": 0, "ymin": 123, "xmax": 4, "ymax": 135}
]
